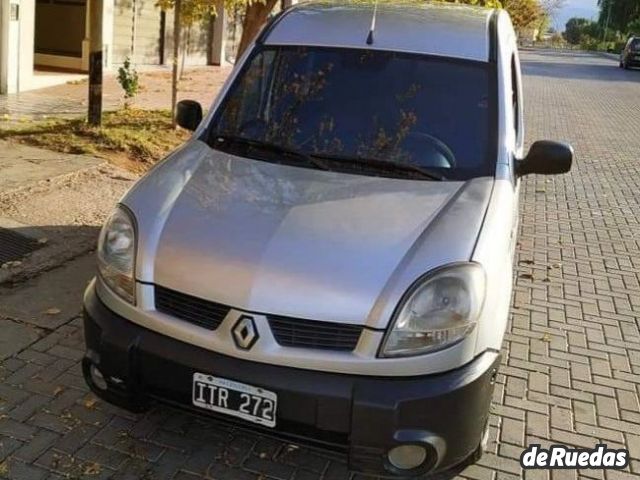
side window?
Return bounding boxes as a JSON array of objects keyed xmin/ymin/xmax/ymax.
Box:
[{"xmin": 510, "ymin": 54, "xmax": 522, "ymax": 147}]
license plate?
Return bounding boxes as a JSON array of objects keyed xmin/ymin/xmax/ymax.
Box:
[{"xmin": 192, "ymin": 372, "xmax": 277, "ymax": 427}]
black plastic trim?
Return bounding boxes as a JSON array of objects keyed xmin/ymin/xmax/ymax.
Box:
[
  {"xmin": 144, "ymin": 281, "xmax": 384, "ymax": 332},
  {"xmin": 488, "ymin": 9, "xmax": 499, "ymax": 64},
  {"xmin": 269, "ymin": 314, "xmax": 363, "ymax": 351},
  {"xmin": 154, "ymin": 284, "xmax": 230, "ymax": 331},
  {"xmin": 83, "ymin": 283, "xmax": 501, "ymax": 476}
]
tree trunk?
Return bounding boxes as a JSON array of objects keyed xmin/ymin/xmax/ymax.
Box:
[
  {"xmin": 171, "ymin": 0, "xmax": 182, "ymax": 128},
  {"xmin": 88, "ymin": 0, "xmax": 104, "ymax": 126},
  {"xmin": 237, "ymin": 0, "xmax": 278, "ymax": 59},
  {"xmin": 180, "ymin": 25, "xmax": 191, "ymax": 81}
]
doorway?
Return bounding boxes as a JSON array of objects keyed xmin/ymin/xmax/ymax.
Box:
[{"xmin": 34, "ymin": 0, "xmax": 87, "ymax": 71}]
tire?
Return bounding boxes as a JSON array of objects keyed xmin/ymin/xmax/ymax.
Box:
[{"xmin": 619, "ymin": 61, "xmax": 624, "ymax": 68}]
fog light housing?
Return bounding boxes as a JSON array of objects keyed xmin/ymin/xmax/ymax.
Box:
[
  {"xmin": 90, "ymin": 365, "xmax": 108, "ymax": 391},
  {"xmin": 387, "ymin": 445, "xmax": 427, "ymax": 470}
]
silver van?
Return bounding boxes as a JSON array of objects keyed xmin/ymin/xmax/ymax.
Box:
[{"xmin": 82, "ymin": 2, "xmax": 573, "ymax": 477}]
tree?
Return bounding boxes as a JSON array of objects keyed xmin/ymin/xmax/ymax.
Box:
[
  {"xmin": 438, "ymin": 0, "xmax": 501, "ymax": 7},
  {"xmin": 237, "ymin": 0, "xmax": 280, "ymax": 58},
  {"xmin": 598, "ymin": 0, "xmax": 640, "ymax": 32},
  {"xmin": 88, "ymin": 0, "xmax": 104, "ymax": 126},
  {"xmin": 538, "ymin": 0, "xmax": 565, "ymax": 20},
  {"xmin": 598, "ymin": 0, "xmax": 640, "ymax": 43},
  {"xmin": 157, "ymin": 0, "xmax": 552, "ymax": 123},
  {"xmin": 440, "ymin": 0, "xmax": 544, "ymax": 30},
  {"xmin": 171, "ymin": 0, "xmax": 183, "ymax": 127},
  {"xmin": 536, "ymin": 0, "xmax": 564, "ymax": 38},
  {"xmin": 564, "ymin": 17, "xmax": 593, "ymax": 44},
  {"xmin": 627, "ymin": 17, "xmax": 640, "ymax": 35},
  {"xmin": 376, "ymin": 0, "xmax": 541, "ymax": 31},
  {"xmin": 551, "ymin": 31, "xmax": 564, "ymax": 45},
  {"xmin": 156, "ymin": 0, "xmax": 282, "ymax": 124},
  {"xmin": 156, "ymin": 0, "xmax": 219, "ymax": 126},
  {"xmin": 502, "ymin": 0, "xmax": 543, "ymax": 30}
]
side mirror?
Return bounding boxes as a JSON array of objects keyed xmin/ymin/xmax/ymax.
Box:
[
  {"xmin": 516, "ymin": 140, "xmax": 573, "ymax": 177},
  {"xmin": 176, "ymin": 100, "xmax": 203, "ymax": 131}
]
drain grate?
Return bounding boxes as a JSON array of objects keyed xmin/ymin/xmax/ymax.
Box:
[{"xmin": 0, "ymin": 228, "xmax": 42, "ymax": 265}]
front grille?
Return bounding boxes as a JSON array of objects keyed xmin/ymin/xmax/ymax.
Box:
[
  {"xmin": 155, "ymin": 285, "xmax": 231, "ymax": 330},
  {"xmin": 154, "ymin": 285, "xmax": 362, "ymax": 351},
  {"xmin": 268, "ymin": 315, "xmax": 363, "ymax": 352}
]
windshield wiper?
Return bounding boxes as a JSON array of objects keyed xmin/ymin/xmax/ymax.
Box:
[
  {"xmin": 212, "ymin": 135, "xmax": 331, "ymax": 172},
  {"xmin": 212, "ymin": 135, "xmax": 445, "ymax": 180},
  {"xmin": 308, "ymin": 152, "xmax": 446, "ymax": 181}
]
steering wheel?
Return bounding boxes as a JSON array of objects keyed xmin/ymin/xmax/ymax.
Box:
[
  {"xmin": 404, "ymin": 132, "xmax": 456, "ymax": 168},
  {"xmin": 238, "ymin": 118, "xmax": 268, "ymax": 136}
]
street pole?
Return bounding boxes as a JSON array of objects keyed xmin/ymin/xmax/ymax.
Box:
[
  {"xmin": 88, "ymin": 0, "xmax": 104, "ymax": 126},
  {"xmin": 171, "ymin": 0, "xmax": 182, "ymax": 127}
]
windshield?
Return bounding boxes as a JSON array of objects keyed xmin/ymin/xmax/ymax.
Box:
[
  {"xmin": 208, "ymin": 46, "xmax": 496, "ymax": 180},
  {"xmin": 631, "ymin": 39, "xmax": 640, "ymax": 51}
]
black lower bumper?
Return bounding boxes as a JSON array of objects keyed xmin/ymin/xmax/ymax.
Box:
[{"xmin": 82, "ymin": 284, "xmax": 500, "ymax": 477}]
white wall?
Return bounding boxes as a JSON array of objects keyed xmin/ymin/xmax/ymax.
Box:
[
  {"xmin": 0, "ymin": 0, "xmax": 112, "ymax": 93},
  {"xmin": 19, "ymin": 0, "xmax": 34, "ymax": 89},
  {"xmin": 102, "ymin": 0, "xmax": 114, "ymax": 69},
  {"xmin": 0, "ymin": 0, "xmax": 34, "ymax": 94}
]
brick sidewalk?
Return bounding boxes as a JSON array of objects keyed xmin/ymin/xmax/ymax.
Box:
[
  {"xmin": 0, "ymin": 50, "xmax": 639, "ymax": 480},
  {"xmin": 0, "ymin": 66, "xmax": 233, "ymax": 120}
]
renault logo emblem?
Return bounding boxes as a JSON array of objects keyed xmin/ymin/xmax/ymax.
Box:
[{"xmin": 232, "ymin": 315, "xmax": 258, "ymax": 350}]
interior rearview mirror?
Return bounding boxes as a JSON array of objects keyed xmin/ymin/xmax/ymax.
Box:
[
  {"xmin": 517, "ymin": 140, "xmax": 573, "ymax": 177},
  {"xmin": 176, "ymin": 100, "xmax": 203, "ymax": 132}
]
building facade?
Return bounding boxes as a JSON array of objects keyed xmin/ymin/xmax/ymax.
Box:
[{"xmin": 0, "ymin": 0, "xmax": 236, "ymax": 94}]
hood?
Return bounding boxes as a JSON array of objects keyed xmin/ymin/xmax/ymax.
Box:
[{"xmin": 126, "ymin": 142, "xmax": 493, "ymax": 329}]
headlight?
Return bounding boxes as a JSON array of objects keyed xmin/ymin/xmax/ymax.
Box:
[
  {"xmin": 97, "ymin": 206, "xmax": 136, "ymax": 304},
  {"xmin": 381, "ymin": 263, "xmax": 485, "ymax": 357}
]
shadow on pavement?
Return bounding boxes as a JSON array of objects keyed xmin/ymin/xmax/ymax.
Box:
[{"xmin": 0, "ymin": 224, "xmax": 99, "ymax": 286}]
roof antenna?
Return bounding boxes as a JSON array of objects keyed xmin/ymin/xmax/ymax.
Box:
[{"xmin": 366, "ymin": 1, "xmax": 378, "ymax": 45}]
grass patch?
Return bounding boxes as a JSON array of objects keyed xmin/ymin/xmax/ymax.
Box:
[{"xmin": 0, "ymin": 109, "xmax": 189, "ymax": 172}]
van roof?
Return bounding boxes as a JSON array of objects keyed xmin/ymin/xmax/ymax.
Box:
[{"xmin": 263, "ymin": 2, "xmax": 497, "ymax": 63}]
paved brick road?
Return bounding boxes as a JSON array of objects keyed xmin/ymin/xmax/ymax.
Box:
[{"xmin": 1, "ymin": 49, "xmax": 640, "ymax": 480}]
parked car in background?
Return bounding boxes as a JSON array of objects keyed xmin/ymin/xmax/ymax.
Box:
[
  {"xmin": 82, "ymin": 2, "xmax": 573, "ymax": 477},
  {"xmin": 620, "ymin": 36, "xmax": 640, "ymax": 69}
]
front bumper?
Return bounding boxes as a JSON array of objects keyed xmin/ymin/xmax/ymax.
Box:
[{"xmin": 83, "ymin": 283, "xmax": 500, "ymax": 477}]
